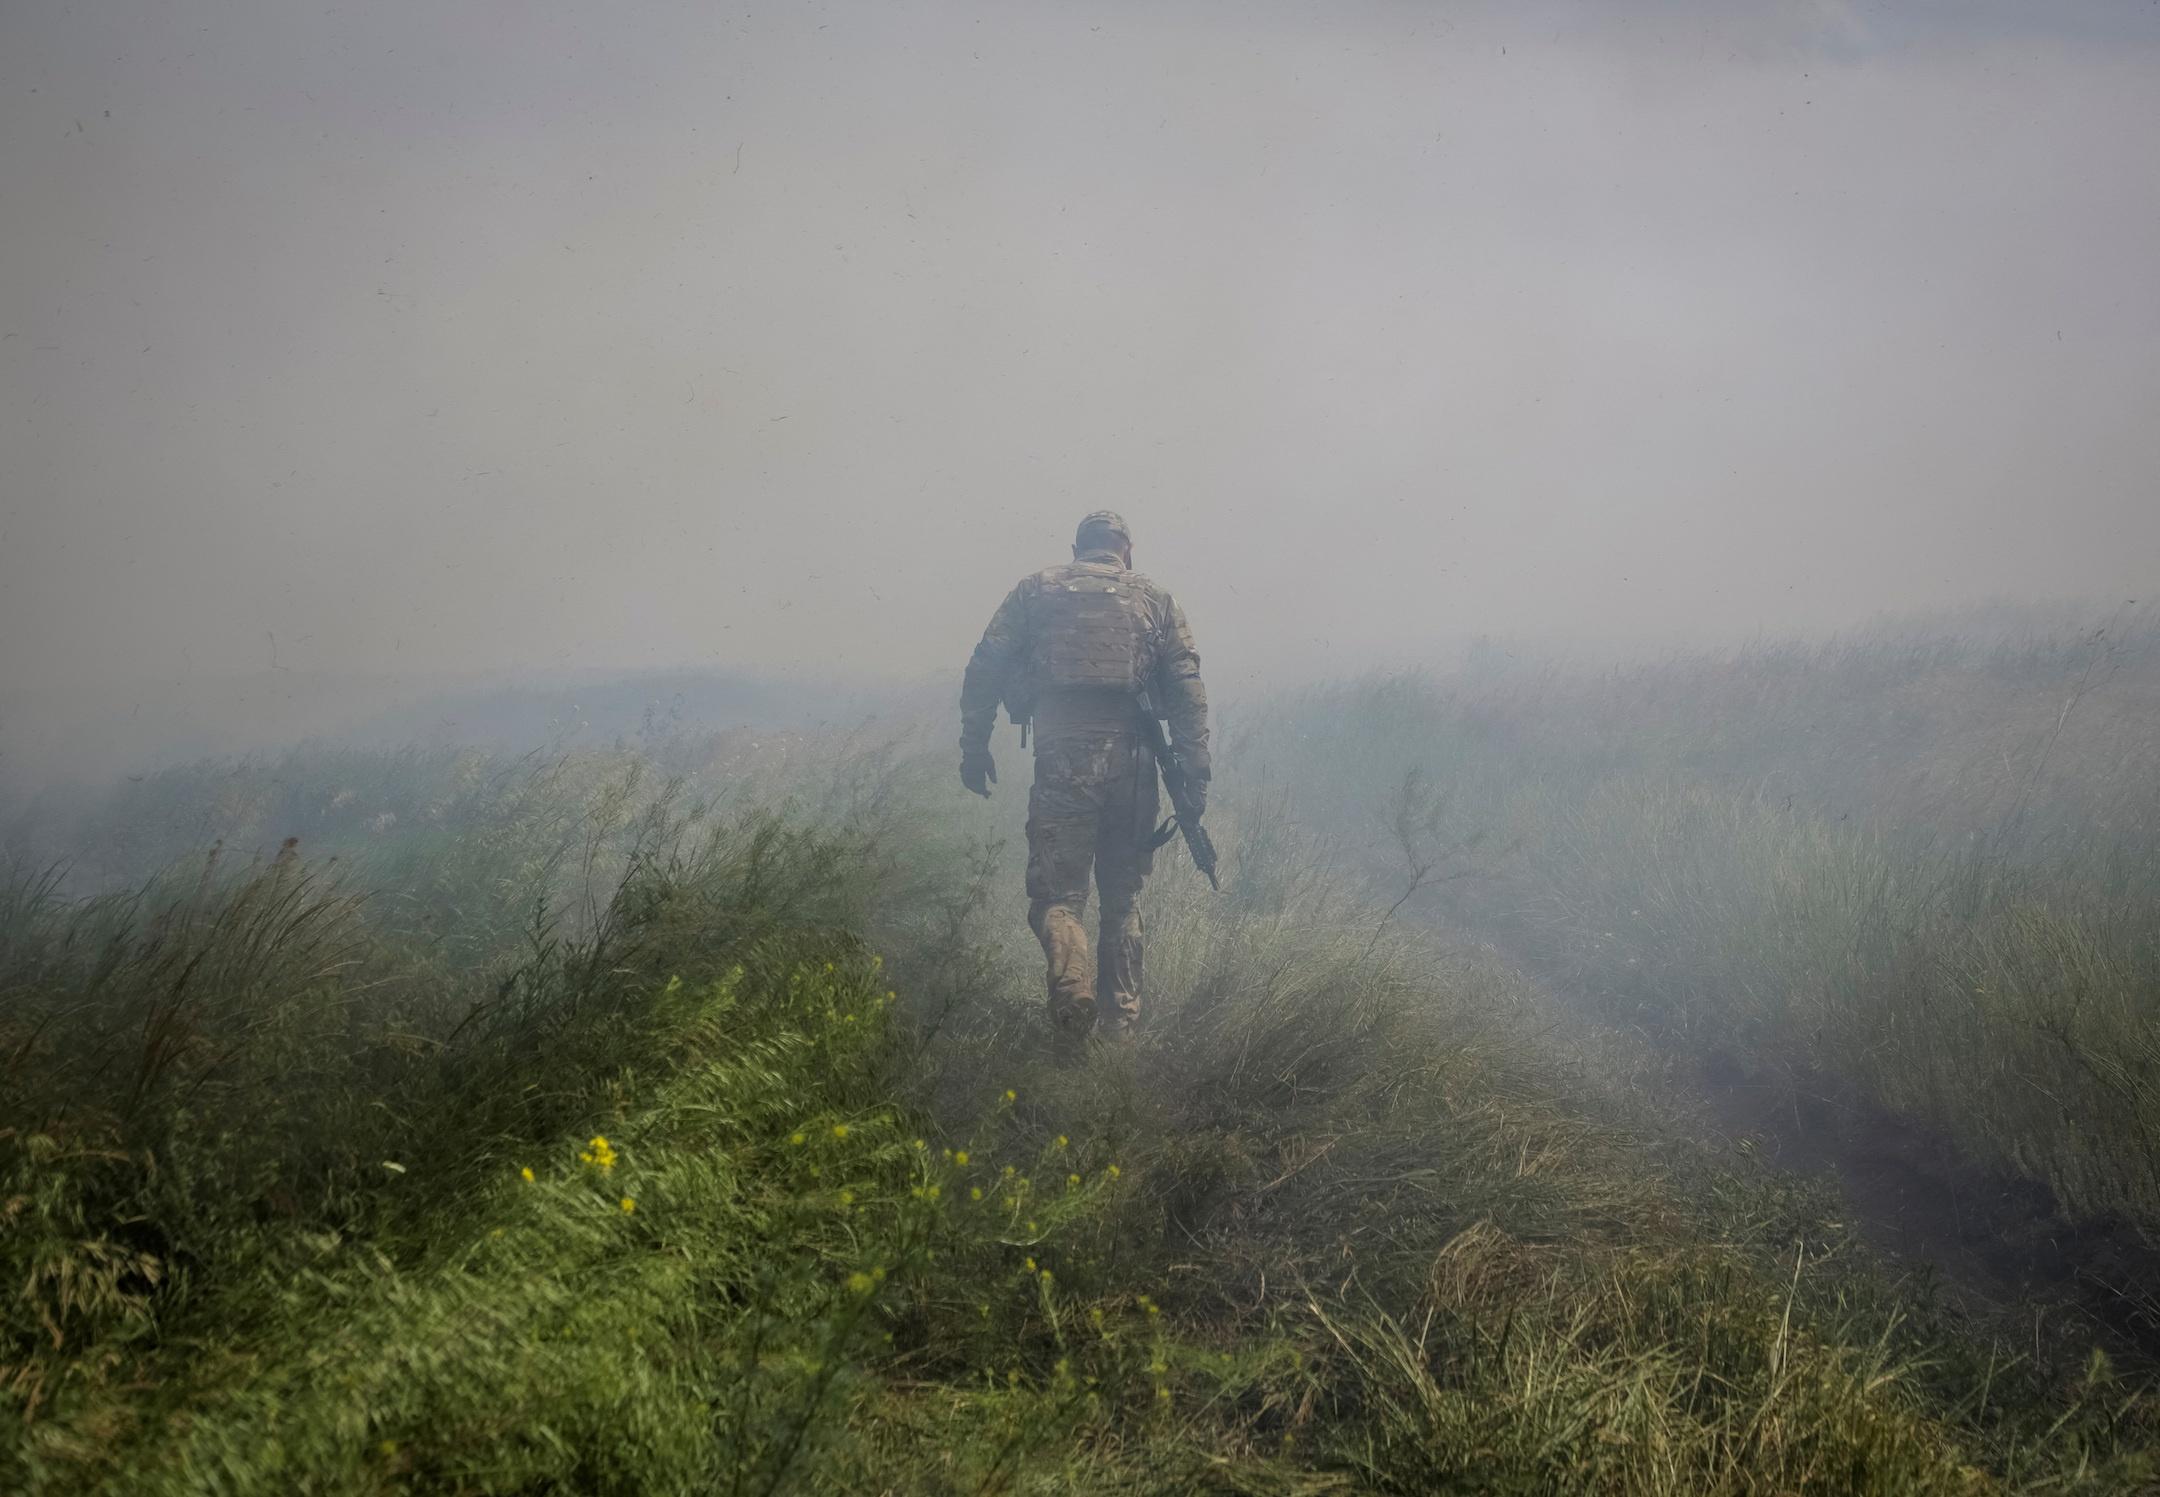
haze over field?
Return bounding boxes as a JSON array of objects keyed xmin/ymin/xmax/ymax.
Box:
[
  {"xmin": 16, "ymin": 8, "xmax": 2160, "ymax": 1489},
  {"xmin": 4, "ymin": 0, "xmax": 2158, "ymax": 787}
]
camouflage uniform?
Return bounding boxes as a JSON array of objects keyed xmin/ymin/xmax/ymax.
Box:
[{"xmin": 960, "ymin": 513, "xmax": 1209, "ymax": 1037}]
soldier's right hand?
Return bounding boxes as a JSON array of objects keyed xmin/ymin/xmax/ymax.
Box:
[{"xmin": 960, "ymin": 746, "xmax": 997, "ymax": 798}]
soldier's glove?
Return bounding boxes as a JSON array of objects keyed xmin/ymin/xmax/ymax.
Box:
[
  {"xmin": 960, "ymin": 744, "xmax": 997, "ymax": 799},
  {"xmin": 1180, "ymin": 749, "xmax": 1211, "ymax": 820},
  {"xmin": 1184, "ymin": 772, "xmax": 1209, "ymax": 821}
]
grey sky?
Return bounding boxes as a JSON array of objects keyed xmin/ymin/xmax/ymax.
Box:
[{"xmin": 4, "ymin": 1, "xmax": 2157, "ymax": 728}]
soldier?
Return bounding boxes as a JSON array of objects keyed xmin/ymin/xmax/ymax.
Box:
[{"xmin": 959, "ymin": 511, "xmax": 1210, "ymax": 1045}]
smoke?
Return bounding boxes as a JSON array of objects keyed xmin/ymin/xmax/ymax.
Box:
[{"xmin": 4, "ymin": 0, "xmax": 2156, "ymax": 784}]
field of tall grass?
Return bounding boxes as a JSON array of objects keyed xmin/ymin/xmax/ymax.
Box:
[
  {"xmin": 1245, "ymin": 605, "xmax": 2160, "ymax": 1252},
  {"xmin": 6, "ymin": 651, "xmax": 2160, "ymax": 1492}
]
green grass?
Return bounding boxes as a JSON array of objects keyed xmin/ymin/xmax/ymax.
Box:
[
  {"xmin": 8, "ymin": 732, "xmax": 2160, "ymax": 1492},
  {"xmin": 1240, "ymin": 607, "xmax": 2160, "ymax": 1243}
]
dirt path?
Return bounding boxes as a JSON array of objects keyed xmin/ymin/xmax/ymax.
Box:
[
  {"xmin": 1692, "ymin": 1054, "xmax": 2160, "ymax": 1353},
  {"xmin": 1464, "ymin": 927, "xmax": 2160, "ymax": 1363}
]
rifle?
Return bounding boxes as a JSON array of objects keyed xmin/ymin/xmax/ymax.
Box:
[{"xmin": 1139, "ymin": 702, "xmax": 1219, "ymax": 890}]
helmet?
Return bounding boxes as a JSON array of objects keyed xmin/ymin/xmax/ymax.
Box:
[{"xmin": 1075, "ymin": 510, "xmax": 1131, "ymax": 548}]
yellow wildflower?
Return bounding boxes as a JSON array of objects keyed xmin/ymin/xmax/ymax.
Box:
[
  {"xmin": 1054, "ymin": 1135, "xmax": 1068, "ymax": 1149},
  {"xmin": 789, "ymin": 1131, "xmax": 806, "ymax": 1147},
  {"xmin": 1067, "ymin": 1173, "xmax": 1081, "ymax": 1188},
  {"xmin": 970, "ymin": 1187, "xmax": 983, "ymax": 1201},
  {"xmin": 832, "ymin": 1123, "xmax": 850, "ymax": 1140},
  {"xmin": 519, "ymin": 1166, "xmax": 535, "ymax": 1183},
  {"xmin": 1107, "ymin": 1164, "xmax": 1121, "ymax": 1179},
  {"xmin": 954, "ymin": 1150, "xmax": 970, "ymax": 1167},
  {"xmin": 619, "ymin": 1196, "xmax": 636, "ymax": 1214}
]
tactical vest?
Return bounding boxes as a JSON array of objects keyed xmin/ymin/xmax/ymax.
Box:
[{"xmin": 1029, "ymin": 562, "xmax": 1154, "ymax": 696}]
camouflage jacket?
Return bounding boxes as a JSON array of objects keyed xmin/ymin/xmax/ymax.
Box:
[{"xmin": 960, "ymin": 549, "xmax": 1209, "ymax": 767}]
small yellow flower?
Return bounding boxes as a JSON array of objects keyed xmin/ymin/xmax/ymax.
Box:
[
  {"xmin": 970, "ymin": 1187, "xmax": 983, "ymax": 1201},
  {"xmin": 1024, "ymin": 1257, "xmax": 1037, "ymax": 1272},
  {"xmin": 953, "ymin": 1150, "xmax": 970, "ymax": 1167},
  {"xmin": 1054, "ymin": 1135, "xmax": 1069, "ymax": 1150},
  {"xmin": 519, "ymin": 1166, "xmax": 535, "ymax": 1183},
  {"xmin": 1067, "ymin": 1173, "xmax": 1081, "ymax": 1188},
  {"xmin": 619, "ymin": 1196, "xmax": 636, "ymax": 1214},
  {"xmin": 1002, "ymin": 1089, "xmax": 1017, "ymax": 1103},
  {"xmin": 1106, "ymin": 1164, "xmax": 1121, "ymax": 1179},
  {"xmin": 838, "ymin": 1190, "xmax": 855, "ymax": 1207},
  {"xmin": 914, "ymin": 1138, "xmax": 927, "ymax": 1150},
  {"xmin": 847, "ymin": 1271, "xmax": 875, "ymax": 1295},
  {"xmin": 379, "ymin": 1439, "xmax": 398, "ymax": 1456},
  {"xmin": 832, "ymin": 1123, "xmax": 850, "ymax": 1140},
  {"xmin": 789, "ymin": 1131, "xmax": 806, "ymax": 1147}
]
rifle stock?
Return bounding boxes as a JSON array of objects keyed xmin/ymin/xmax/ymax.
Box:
[{"xmin": 1140, "ymin": 708, "xmax": 1218, "ymax": 890}]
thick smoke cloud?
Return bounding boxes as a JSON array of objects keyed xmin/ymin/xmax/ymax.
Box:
[{"xmin": 3, "ymin": 1, "xmax": 2156, "ymax": 783}]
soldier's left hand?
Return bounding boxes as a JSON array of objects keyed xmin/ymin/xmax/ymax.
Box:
[{"xmin": 960, "ymin": 746, "xmax": 997, "ymax": 798}]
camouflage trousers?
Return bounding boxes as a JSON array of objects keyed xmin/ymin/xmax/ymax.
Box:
[{"xmin": 1025, "ymin": 732, "xmax": 1160, "ymax": 1036}]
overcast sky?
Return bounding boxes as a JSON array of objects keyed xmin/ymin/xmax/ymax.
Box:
[{"xmin": 4, "ymin": 1, "xmax": 2157, "ymax": 734}]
